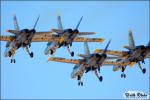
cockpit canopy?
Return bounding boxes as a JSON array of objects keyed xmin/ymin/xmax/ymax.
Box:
[
  {"xmin": 20, "ymin": 29, "xmax": 29, "ymax": 33},
  {"xmin": 136, "ymin": 45, "xmax": 145, "ymax": 50}
]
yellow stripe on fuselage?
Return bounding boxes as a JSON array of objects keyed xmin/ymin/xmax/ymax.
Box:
[{"xmin": 59, "ymin": 36, "xmax": 65, "ymax": 44}]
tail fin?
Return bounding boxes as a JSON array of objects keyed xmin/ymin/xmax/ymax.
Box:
[
  {"xmin": 57, "ymin": 14, "xmax": 63, "ymax": 30},
  {"xmin": 13, "ymin": 14, "xmax": 20, "ymax": 31},
  {"xmin": 84, "ymin": 42, "xmax": 90, "ymax": 55},
  {"xmin": 75, "ymin": 16, "xmax": 83, "ymax": 29},
  {"xmin": 103, "ymin": 40, "xmax": 111, "ymax": 54},
  {"xmin": 128, "ymin": 30, "xmax": 135, "ymax": 49},
  {"xmin": 33, "ymin": 15, "xmax": 40, "ymax": 29},
  {"xmin": 77, "ymin": 42, "xmax": 90, "ymax": 58}
]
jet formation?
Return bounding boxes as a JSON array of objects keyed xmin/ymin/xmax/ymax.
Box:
[
  {"xmin": 0, "ymin": 14, "xmax": 149, "ymax": 86},
  {"xmin": 0, "ymin": 14, "xmax": 103, "ymax": 63}
]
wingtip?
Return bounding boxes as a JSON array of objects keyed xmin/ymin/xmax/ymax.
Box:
[
  {"xmin": 48, "ymin": 57, "xmax": 53, "ymax": 61},
  {"xmin": 99, "ymin": 38, "xmax": 104, "ymax": 43}
]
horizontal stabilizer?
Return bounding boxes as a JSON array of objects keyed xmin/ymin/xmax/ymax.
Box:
[
  {"xmin": 123, "ymin": 45, "xmax": 135, "ymax": 50},
  {"xmin": 6, "ymin": 29, "xmax": 20, "ymax": 34},
  {"xmin": 51, "ymin": 29, "xmax": 63, "ymax": 34}
]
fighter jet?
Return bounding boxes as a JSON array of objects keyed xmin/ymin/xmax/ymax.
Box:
[
  {"xmin": 0, "ymin": 14, "xmax": 55, "ymax": 63},
  {"xmin": 48, "ymin": 40, "xmax": 126, "ymax": 86},
  {"xmin": 0, "ymin": 14, "xmax": 40, "ymax": 63},
  {"xmin": 44, "ymin": 15, "xmax": 104, "ymax": 57},
  {"xmin": 94, "ymin": 30, "xmax": 150, "ymax": 78}
]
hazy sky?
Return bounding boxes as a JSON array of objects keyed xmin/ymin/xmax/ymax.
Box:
[{"xmin": 1, "ymin": 1, "xmax": 149, "ymax": 99}]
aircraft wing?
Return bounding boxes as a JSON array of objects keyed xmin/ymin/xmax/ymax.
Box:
[
  {"xmin": 6, "ymin": 29, "xmax": 53, "ymax": 35},
  {"xmin": 0, "ymin": 36, "xmax": 15, "ymax": 41},
  {"xmin": 6, "ymin": 29, "xmax": 20, "ymax": 34},
  {"xmin": 106, "ymin": 57, "xmax": 122, "ymax": 59},
  {"xmin": 94, "ymin": 49, "xmax": 128, "ymax": 57},
  {"xmin": 35, "ymin": 31, "xmax": 53, "ymax": 36},
  {"xmin": 73, "ymin": 37, "xmax": 104, "ymax": 43},
  {"xmin": 78, "ymin": 32, "xmax": 96, "ymax": 35},
  {"xmin": 48, "ymin": 57, "xmax": 80, "ymax": 64},
  {"xmin": 103, "ymin": 61, "xmax": 131, "ymax": 66},
  {"xmin": 31, "ymin": 35, "xmax": 60, "ymax": 42},
  {"xmin": 51, "ymin": 29, "xmax": 96, "ymax": 35}
]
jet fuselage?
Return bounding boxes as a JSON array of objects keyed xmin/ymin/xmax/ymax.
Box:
[
  {"xmin": 71, "ymin": 53, "xmax": 107, "ymax": 79},
  {"xmin": 4, "ymin": 29, "xmax": 35, "ymax": 58}
]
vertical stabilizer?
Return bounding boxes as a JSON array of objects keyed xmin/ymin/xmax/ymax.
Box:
[
  {"xmin": 84, "ymin": 42, "xmax": 90, "ymax": 55},
  {"xmin": 13, "ymin": 14, "xmax": 20, "ymax": 31},
  {"xmin": 75, "ymin": 16, "xmax": 83, "ymax": 29},
  {"xmin": 128, "ymin": 30, "xmax": 135, "ymax": 49},
  {"xmin": 57, "ymin": 14, "xmax": 63, "ymax": 30},
  {"xmin": 103, "ymin": 40, "xmax": 111, "ymax": 54}
]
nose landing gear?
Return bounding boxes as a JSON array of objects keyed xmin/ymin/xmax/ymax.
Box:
[
  {"xmin": 121, "ymin": 67, "xmax": 126, "ymax": 78},
  {"xmin": 77, "ymin": 75, "xmax": 83, "ymax": 86},
  {"xmin": 121, "ymin": 73, "xmax": 126, "ymax": 78},
  {"xmin": 11, "ymin": 59, "xmax": 16, "ymax": 63}
]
